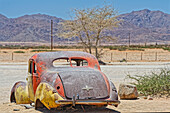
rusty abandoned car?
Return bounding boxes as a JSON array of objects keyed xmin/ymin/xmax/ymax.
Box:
[{"xmin": 10, "ymin": 51, "xmax": 120, "ymax": 110}]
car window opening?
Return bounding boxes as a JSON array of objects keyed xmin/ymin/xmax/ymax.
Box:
[
  {"xmin": 33, "ymin": 63, "xmax": 37, "ymax": 73},
  {"xmin": 53, "ymin": 58, "xmax": 88, "ymax": 67},
  {"xmin": 28, "ymin": 60, "xmax": 37, "ymax": 74},
  {"xmin": 53, "ymin": 58, "xmax": 70, "ymax": 67},
  {"xmin": 71, "ymin": 59, "xmax": 88, "ymax": 66}
]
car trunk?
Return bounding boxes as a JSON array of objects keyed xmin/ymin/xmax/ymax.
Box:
[{"xmin": 58, "ymin": 69, "xmax": 109, "ymax": 99}]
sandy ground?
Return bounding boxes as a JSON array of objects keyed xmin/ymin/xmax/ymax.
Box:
[
  {"xmin": 0, "ymin": 62, "xmax": 170, "ymax": 112},
  {"xmin": 1, "ymin": 48, "xmax": 170, "ymax": 62}
]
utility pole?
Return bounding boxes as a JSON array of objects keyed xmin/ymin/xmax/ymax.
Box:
[
  {"xmin": 145, "ymin": 36, "xmax": 147, "ymax": 47},
  {"xmin": 128, "ymin": 33, "xmax": 131, "ymax": 47},
  {"xmin": 51, "ymin": 20, "xmax": 53, "ymax": 51}
]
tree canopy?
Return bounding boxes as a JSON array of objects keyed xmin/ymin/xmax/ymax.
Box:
[{"xmin": 57, "ymin": 4, "xmax": 120, "ymax": 59}]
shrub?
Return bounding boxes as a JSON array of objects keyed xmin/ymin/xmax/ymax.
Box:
[
  {"xmin": 163, "ymin": 47, "xmax": 170, "ymax": 52},
  {"xmin": 31, "ymin": 49, "xmax": 57, "ymax": 52},
  {"xmin": 126, "ymin": 69, "xmax": 170, "ymax": 96},
  {"xmin": 128, "ymin": 48, "xmax": 144, "ymax": 51},
  {"xmin": 106, "ymin": 46, "xmax": 144, "ymax": 51},
  {"xmin": 14, "ymin": 51, "xmax": 25, "ymax": 53},
  {"xmin": 103, "ymin": 45, "xmax": 170, "ymax": 52},
  {"xmin": 120, "ymin": 58, "xmax": 127, "ymax": 62},
  {"xmin": 108, "ymin": 46, "xmax": 118, "ymax": 50},
  {"xmin": 2, "ymin": 51, "xmax": 8, "ymax": 53}
]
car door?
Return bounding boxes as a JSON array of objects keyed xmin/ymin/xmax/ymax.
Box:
[
  {"xmin": 27, "ymin": 60, "xmax": 35, "ymax": 101},
  {"xmin": 32, "ymin": 60, "xmax": 40, "ymax": 94}
]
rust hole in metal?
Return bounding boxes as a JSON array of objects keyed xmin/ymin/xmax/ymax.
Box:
[{"xmin": 57, "ymin": 86, "xmax": 60, "ymax": 90}]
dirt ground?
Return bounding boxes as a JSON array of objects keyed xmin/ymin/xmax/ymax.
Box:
[
  {"xmin": 0, "ymin": 48, "xmax": 170, "ymax": 62},
  {"xmin": 0, "ymin": 62, "xmax": 170, "ymax": 113}
]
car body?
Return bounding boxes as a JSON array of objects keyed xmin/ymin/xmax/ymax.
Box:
[{"xmin": 10, "ymin": 51, "xmax": 120, "ymax": 110}]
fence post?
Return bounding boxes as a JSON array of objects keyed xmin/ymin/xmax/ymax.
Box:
[
  {"xmin": 141, "ymin": 52, "xmax": 143, "ymax": 61},
  {"xmin": 126, "ymin": 52, "xmax": 128, "ymax": 60},
  {"xmin": 12, "ymin": 52, "xmax": 13, "ymax": 61},
  {"xmin": 155, "ymin": 52, "xmax": 157, "ymax": 61}
]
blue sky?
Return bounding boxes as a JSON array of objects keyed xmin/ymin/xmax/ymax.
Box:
[{"xmin": 0, "ymin": 0, "xmax": 169, "ymax": 19}]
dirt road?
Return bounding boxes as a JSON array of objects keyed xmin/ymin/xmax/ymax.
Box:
[{"xmin": 0, "ymin": 62, "xmax": 170, "ymax": 112}]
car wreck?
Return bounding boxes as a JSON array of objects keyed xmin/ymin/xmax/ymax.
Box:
[{"xmin": 10, "ymin": 51, "xmax": 120, "ymax": 110}]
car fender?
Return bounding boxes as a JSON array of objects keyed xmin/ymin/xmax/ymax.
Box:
[
  {"xmin": 109, "ymin": 81, "xmax": 118, "ymax": 101},
  {"xmin": 34, "ymin": 82, "xmax": 64, "ymax": 110},
  {"xmin": 10, "ymin": 81, "xmax": 30, "ymax": 104}
]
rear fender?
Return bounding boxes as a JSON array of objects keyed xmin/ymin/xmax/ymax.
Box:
[
  {"xmin": 10, "ymin": 81, "xmax": 30, "ymax": 104},
  {"xmin": 34, "ymin": 82, "xmax": 64, "ymax": 110},
  {"xmin": 109, "ymin": 81, "xmax": 118, "ymax": 101}
]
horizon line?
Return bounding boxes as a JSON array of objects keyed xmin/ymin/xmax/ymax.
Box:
[{"xmin": 0, "ymin": 8, "xmax": 169, "ymax": 20}]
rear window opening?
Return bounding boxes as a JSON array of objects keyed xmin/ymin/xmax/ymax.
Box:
[
  {"xmin": 53, "ymin": 58, "xmax": 70, "ymax": 67},
  {"xmin": 71, "ymin": 58, "xmax": 88, "ymax": 66},
  {"xmin": 53, "ymin": 58, "xmax": 88, "ymax": 67}
]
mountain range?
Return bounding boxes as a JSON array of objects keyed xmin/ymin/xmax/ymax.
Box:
[{"xmin": 0, "ymin": 9, "xmax": 170, "ymax": 45}]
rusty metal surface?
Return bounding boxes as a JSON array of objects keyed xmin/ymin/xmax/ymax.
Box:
[
  {"xmin": 57, "ymin": 99, "xmax": 120, "ymax": 106},
  {"xmin": 33, "ymin": 51, "xmax": 100, "ymax": 70},
  {"xmin": 58, "ymin": 68, "xmax": 109, "ymax": 99},
  {"xmin": 34, "ymin": 82, "xmax": 64, "ymax": 109},
  {"xmin": 10, "ymin": 81, "xmax": 30, "ymax": 104}
]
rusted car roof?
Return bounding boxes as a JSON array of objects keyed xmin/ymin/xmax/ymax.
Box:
[
  {"xmin": 32, "ymin": 51, "xmax": 96, "ymax": 60},
  {"xmin": 31, "ymin": 51, "xmax": 100, "ymax": 70}
]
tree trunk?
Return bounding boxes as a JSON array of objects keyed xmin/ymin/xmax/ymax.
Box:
[
  {"xmin": 89, "ymin": 46, "xmax": 92, "ymax": 54},
  {"xmin": 95, "ymin": 38, "xmax": 99, "ymax": 59},
  {"xmin": 95, "ymin": 46, "xmax": 98, "ymax": 59}
]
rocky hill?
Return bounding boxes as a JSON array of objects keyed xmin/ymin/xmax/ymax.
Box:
[
  {"xmin": 0, "ymin": 14, "xmax": 63, "ymax": 42},
  {"xmin": 114, "ymin": 9, "xmax": 170, "ymax": 44},
  {"xmin": 0, "ymin": 9, "xmax": 169, "ymax": 44}
]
